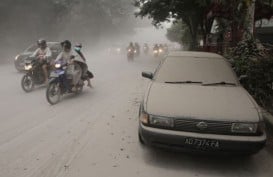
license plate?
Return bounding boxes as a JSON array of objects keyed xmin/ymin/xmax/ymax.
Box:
[{"xmin": 184, "ymin": 138, "xmax": 220, "ymax": 150}]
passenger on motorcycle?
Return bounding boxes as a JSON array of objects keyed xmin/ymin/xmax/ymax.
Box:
[
  {"xmin": 134, "ymin": 42, "xmax": 140, "ymax": 56},
  {"xmin": 54, "ymin": 40, "xmax": 74, "ymax": 93},
  {"xmin": 143, "ymin": 43, "xmax": 149, "ymax": 55},
  {"xmin": 74, "ymin": 43, "xmax": 93, "ymax": 88},
  {"xmin": 30, "ymin": 39, "xmax": 52, "ymax": 84},
  {"xmin": 127, "ymin": 42, "xmax": 135, "ymax": 52}
]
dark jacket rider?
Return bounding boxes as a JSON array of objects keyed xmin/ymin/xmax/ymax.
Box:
[{"xmin": 74, "ymin": 43, "xmax": 93, "ymax": 88}]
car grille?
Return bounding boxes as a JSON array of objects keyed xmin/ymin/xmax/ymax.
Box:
[{"xmin": 173, "ymin": 119, "xmax": 235, "ymax": 135}]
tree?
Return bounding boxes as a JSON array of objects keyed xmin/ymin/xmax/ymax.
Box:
[
  {"xmin": 166, "ymin": 20, "xmax": 194, "ymax": 50},
  {"xmin": 135, "ymin": 0, "xmax": 211, "ymax": 50}
]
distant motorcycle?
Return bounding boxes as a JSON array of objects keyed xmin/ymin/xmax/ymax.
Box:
[
  {"xmin": 46, "ymin": 57, "xmax": 86, "ymax": 105},
  {"xmin": 153, "ymin": 49, "xmax": 159, "ymax": 57},
  {"xmin": 21, "ymin": 58, "xmax": 50, "ymax": 92},
  {"xmin": 143, "ymin": 46, "xmax": 149, "ymax": 55},
  {"xmin": 127, "ymin": 48, "xmax": 134, "ymax": 61}
]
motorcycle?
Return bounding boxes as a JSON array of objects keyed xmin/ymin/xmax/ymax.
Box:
[
  {"xmin": 153, "ymin": 49, "xmax": 159, "ymax": 57},
  {"xmin": 143, "ymin": 46, "xmax": 149, "ymax": 55},
  {"xmin": 21, "ymin": 58, "xmax": 50, "ymax": 92},
  {"xmin": 46, "ymin": 56, "xmax": 86, "ymax": 105},
  {"xmin": 127, "ymin": 48, "xmax": 134, "ymax": 61}
]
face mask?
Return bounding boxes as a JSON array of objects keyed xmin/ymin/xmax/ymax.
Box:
[{"xmin": 74, "ymin": 47, "xmax": 81, "ymax": 52}]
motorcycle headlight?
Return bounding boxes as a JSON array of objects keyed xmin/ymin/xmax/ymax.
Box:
[
  {"xmin": 55, "ymin": 63, "xmax": 61, "ymax": 68},
  {"xmin": 15, "ymin": 55, "xmax": 20, "ymax": 61},
  {"xmin": 24, "ymin": 64, "xmax": 32, "ymax": 70},
  {"xmin": 150, "ymin": 116, "xmax": 174, "ymax": 128},
  {"xmin": 117, "ymin": 48, "xmax": 121, "ymax": 52},
  {"xmin": 231, "ymin": 123, "xmax": 258, "ymax": 133}
]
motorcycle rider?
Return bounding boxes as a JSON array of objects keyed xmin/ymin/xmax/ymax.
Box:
[
  {"xmin": 134, "ymin": 42, "xmax": 140, "ymax": 56},
  {"xmin": 74, "ymin": 43, "xmax": 93, "ymax": 88},
  {"xmin": 31, "ymin": 39, "xmax": 52, "ymax": 84},
  {"xmin": 153, "ymin": 44, "xmax": 160, "ymax": 57},
  {"xmin": 143, "ymin": 43, "xmax": 149, "ymax": 55},
  {"xmin": 127, "ymin": 42, "xmax": 135, "ymax": 51},
  {"xmin": 55, "ymin": 40, "xmax": 74, "ymax": 93}
]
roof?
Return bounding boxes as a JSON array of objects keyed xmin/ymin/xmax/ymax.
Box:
[{"xmin": 168, "ymin": 51, "xmax": 224, "ymax": 59}]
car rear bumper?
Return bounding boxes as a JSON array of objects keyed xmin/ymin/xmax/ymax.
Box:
[{"xmin": 139, "ymin": 123, "xmax": 266, "ymax": 154}]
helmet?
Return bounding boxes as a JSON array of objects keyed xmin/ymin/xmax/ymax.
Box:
[
  {"xmin": 75, "ymin": 43, "xmax": 82, "ymax": 48},
  {"xmin": 37, "ymin": 39, "xmax": 47, "ymax": 49},
  {"xmin": 61, "ymin": 40, "xmax": 71, "ymax": 50}
]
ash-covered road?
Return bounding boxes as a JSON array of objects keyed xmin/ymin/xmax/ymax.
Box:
[{"xmin": 0, "ymin": 52, "xmax": 273, "ymax": 177}]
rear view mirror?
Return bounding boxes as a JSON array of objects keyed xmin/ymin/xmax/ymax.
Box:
[
  {"xmin": 239, "ymin": 75, "xmax": 248, "ymax": 81},
  {"xmin": 142, "ymin": 72, "xmax": 153, "ymax": 80}
]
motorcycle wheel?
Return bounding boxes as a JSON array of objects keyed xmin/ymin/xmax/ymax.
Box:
[
  {"xmin": 46, "ymin": 82, "xmax": 61, "ymax": 105},
  {"xmin": 21, "ymin": 75, "xmax": 34, "ymax": 92}
]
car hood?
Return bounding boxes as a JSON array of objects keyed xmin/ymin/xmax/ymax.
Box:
[
  {"xmin": 17, "ymin": 52, "xmax": 32, "ymax": 60},
  {"xmin": 145, "ymin": 82, "xmax": 260, "ymax": 122}
]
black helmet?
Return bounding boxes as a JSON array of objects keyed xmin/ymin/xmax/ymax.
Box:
[
  {"xmin": 37, "ymin": 39, "xmax": 47, "ymax": 48},
  {"xmin": 61, "ymin": 40, "xmax": 72, "ymax": 50}
]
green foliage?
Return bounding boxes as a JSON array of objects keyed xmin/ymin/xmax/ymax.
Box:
[
  {"xmin": 134, "ymin": 0, "xmax": 211, "ymax": 49},
  {"xmin": 228, "ymin": 37, "xmax": 273, "ymax": 107},
  {"xmin": 166, "ymin": 21, "xmax": 192, "ymax": 49}
]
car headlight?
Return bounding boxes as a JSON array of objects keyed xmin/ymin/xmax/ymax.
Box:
[
  {"xmin": 159, "ymin": 49, "xmax": 163, "ymax": 53},
  {"xmin": 231, "ymin": 123, "xmax": 258, "ymax": 133},
  {"xmin": 24, "ymin": 64, "xmax": 32, "ymax": 70},
  {"xmin": 150, "ymin": 116, "xmax": 174, "ymax": 128},
  {"xmin": 128, "ymin": 49, "xmax": 131, "ymax": 52},
  {"xmin": 140, "ymin": 112, "xmax": 149, "ymax": 124},
  {"xmin": 154, "ymin": 50, "xmax": 158, "ymax": 53},
  {"xmin": 55, "ymin": 63, "xmax": 61, "ymax": 68},
  {"xmin": 15, "ymin": 55, "xmax": 20, "ymax": 61}
]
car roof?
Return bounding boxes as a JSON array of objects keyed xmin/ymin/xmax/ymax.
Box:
[{"xmin": 168, "ymin": 51, "xmax": 224, "ymax": 59}]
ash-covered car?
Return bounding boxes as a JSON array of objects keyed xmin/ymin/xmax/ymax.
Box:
[
  {"xmin": 14, "ymin": 42, "xmax": 62, "ymax": 72},
  {"xmin": 139, "ymin": 51, "xmax": 266, "ymax": 154}
]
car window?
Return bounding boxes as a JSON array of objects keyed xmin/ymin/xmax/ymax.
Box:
[{"xmin": 154, "ymin": 56, "xmax": 239, "ymax": 84}]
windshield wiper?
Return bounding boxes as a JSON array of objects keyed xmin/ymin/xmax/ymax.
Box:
[
  {"xmin": 165, "ymin": 81, "xmax": 203, "ymax": 84},
  {"xmin": 202, "ymin": 81, "xmax": 237, "ymax": 86}
]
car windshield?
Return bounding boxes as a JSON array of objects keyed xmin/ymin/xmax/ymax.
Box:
[
  {"xmin": 25, "ymin": 44, "xmax": 38, "ymax": 52},
  {"xmin": 48, "ymin": 43, "xmax": 61, "ymax": 51},
  {"xmin": 155, "ymin": 56, "xmax": 238, "ymax": 85}
]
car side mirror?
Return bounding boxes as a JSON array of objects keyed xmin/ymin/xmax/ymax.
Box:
[
  {"xmin": 239, "ymin": 75, "xmax": 248, "ymax": 81},
  {"xmin": 142, "ymin": 72, "xmax": 153, "ymax": 80}
]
